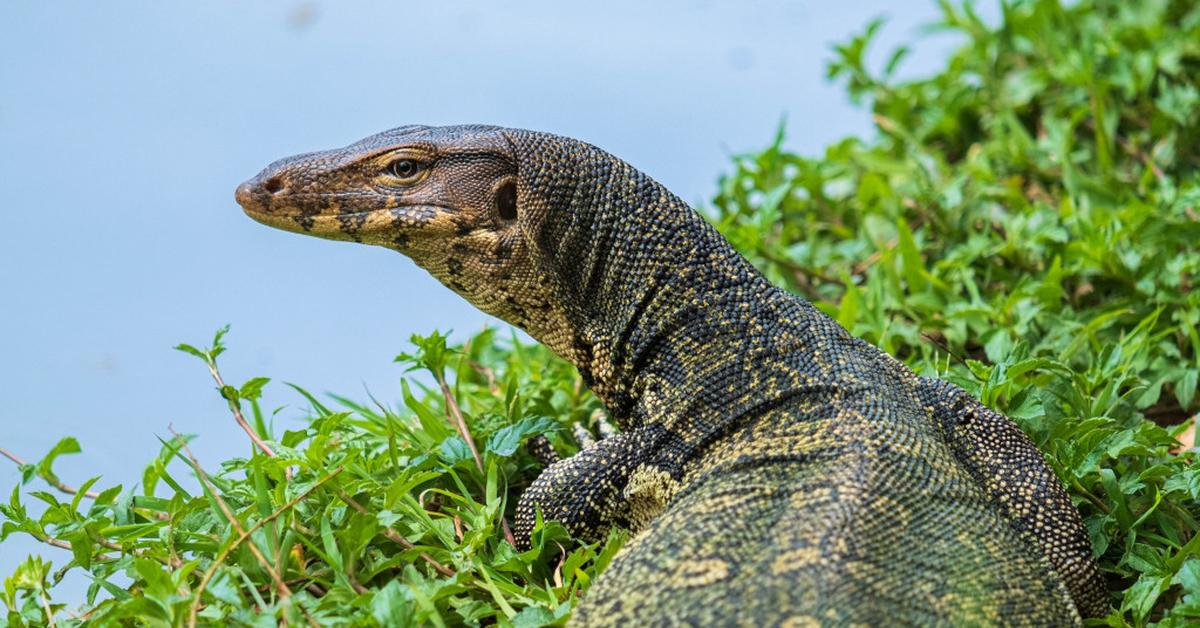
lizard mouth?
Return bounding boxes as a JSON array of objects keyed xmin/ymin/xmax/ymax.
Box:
[
  {"xmin": 239, "ymin": 197, "xmax": 453, "ymax": 244},
  {"xmin": 235, "ymin": 176, "xmax": 454, "ymax": 244}
]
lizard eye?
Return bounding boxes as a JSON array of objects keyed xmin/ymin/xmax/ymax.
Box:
[{"xmin": 386, "ymin": 159, "xmax": 424, "ymax": 181}]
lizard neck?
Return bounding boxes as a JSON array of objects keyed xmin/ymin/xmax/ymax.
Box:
[{"xmin": 506, "ymin": 130, "xmax": 829, "ymax": 433}]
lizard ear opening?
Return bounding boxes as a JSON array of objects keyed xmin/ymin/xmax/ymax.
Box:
[{"xmin": 496, "ymin": 179, "xmax": 518, "ymax": 221}]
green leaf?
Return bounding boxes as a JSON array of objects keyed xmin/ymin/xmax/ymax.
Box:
[
  {"xmin": 1176, "ymin": 369, "xmax": 1197, "ymax": 410},
  {"xmin": 397, "ymin": 330, "xmax": 455, "ymax": 375},
  {"xmin": 206, "ymin": 569, "xmax": 243, "ymax": 606},
  {"xmin": 895, "ymin": 218, "xmax": 928, "ymax": 293},
  {"xmin": 835, "ymin": 273, "xmax": 861, "ymax": 330},
  {"xmin": 1121, "ymin": 574, "xmax": 1169, "ymax": 623},
  {"xmin": 438, "ymin": 436, "xmax": 474, "ymax": 467},
  {"xmin": 372, "ymin": 580, "xmax": 414, "ymax": 628},
  {"xmin": 485, "ymin": 417, "xmax": 558, "ymax": 458},
  {"xmin": 173, "ymin": 343, "xmax": 207, "ymax": 361},
  {"xmin": 320, "ymin": 515, "xmax": 351, "ymax": 591},
  {"xmin": 286, "ymin": 381, "xmax": 334, "ymax": 417},
  {"xmin": 239, "ymin": 377, "xmax": 271, "ymax": 401},
  {"xmin": 1175, "ymin": 559, "xmax": 1200, "ymax": 594},
  {"xmin": 512, "ymin": 606, "xmax": 555, "ymax": 628},
  {"xmin": 219, "ymin": 385, "xmax": 240, "ymax": 405},
  {"xmin": 35, "ymin": 437, "xmax": 81, "ymax": 488}
]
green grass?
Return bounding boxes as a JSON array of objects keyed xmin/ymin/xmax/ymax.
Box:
[{"xmin": 4, "ymin": 0, "xmax": 1199, "ymax": 625}]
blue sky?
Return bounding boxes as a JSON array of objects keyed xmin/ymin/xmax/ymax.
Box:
[{"xmin": 0, "ymin": 0, "xmax": 957, "ymax": 601}]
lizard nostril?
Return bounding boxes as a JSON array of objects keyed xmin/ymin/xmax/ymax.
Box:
[{"xmin": 263, "ymin": 176, "xmax": 284, "ymax": 194}]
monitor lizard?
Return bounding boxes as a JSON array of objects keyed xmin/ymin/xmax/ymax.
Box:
[{"xmin": 235, "ymin": 124, "xmax": 1108, "ymax": 625}]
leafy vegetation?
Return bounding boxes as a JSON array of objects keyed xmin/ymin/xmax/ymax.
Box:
[
  {"xmin": 3, "ymin": 0, "xmax": 1198, "ymax": 625},
  {"xmin": 4, "ymin": 327, "xmax": 617, "ymax": 626},
  {"xmin": 714, "ymin": 0, "xmax": 1200, "ymax": 624}
]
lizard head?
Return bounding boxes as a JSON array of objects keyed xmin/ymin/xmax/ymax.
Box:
[
  {"xmin": 235, "ymin": 124, "xmax": 583, "ymax": 361},
  {"xmin": 236, "ymin": 124, "xmax": 517, "ymax": 250}
]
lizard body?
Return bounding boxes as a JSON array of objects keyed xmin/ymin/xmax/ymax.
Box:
[{"xmin": 236, "ymin": 125, "xmax": 1108, "ymax": 625}]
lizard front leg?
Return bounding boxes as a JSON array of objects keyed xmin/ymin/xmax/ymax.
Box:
[{"xmin": 514, "ymin": 429, "xmax": 653, "ymax": 549}]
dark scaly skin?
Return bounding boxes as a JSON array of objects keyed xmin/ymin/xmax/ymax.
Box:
[{"xmin": 236, "ymin": 125, "xmax": 1109, "ymax": 625}]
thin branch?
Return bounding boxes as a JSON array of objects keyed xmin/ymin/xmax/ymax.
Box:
[
  {"xmin": 0, "ymin": 447, "xmax": 22, "ymax": 465},
  {"xmin": 1071, "ymin": 479, "xmax": 1112, "ymax": 515},
  {"xmin": 257, "ymin": 578, "xmax": 328, "ymax": 597},
  {"xmin": 0, "ymin": 446, "xmax": 101, "ymax": 499},
  {"xmin": 758, "ymin": 249, "xmax": 844, "ymax": 295},
  {"xmin": 26, "ymin": 532, "xmax": 181, "ymax": 568},
  {"xmin": 461, "ymin": 334, "xmax": 500, "ymax": 395},
  {"xmin": 346, "ymin": 571, "xmax": 369, "ymax": 595},
  {"xmin": 468, "ymin": 361, "xmax": 501, "ymax": 395},
  {"xmin": 203, "ymin": 363, "xmax": 289, "ymax": 480},
  {"xmin": 435, "ymin": 371, "xmax": 518, "ymax": 548},
  {"xmin": 1080, "ymin": 118, "xmax": 1165, "ymax": 181},
  {"xmin": 336, "ymin": 490, "xmax": 455, "ymax": 577},
  {"xmin": 435, "ymin": 377, "xmax": 485, "ymax": 473},
  {"xmin": 851, "ymin": 239, "xmax": 896, "ymax": 276},
  {"xmin": 37, "ymin": 589, "xmax": 55, "ymax": 626},
  {"xmin": 1, "ymin": 447, "xmax": 181, "ymax": 565},
  {"xmin": 920, "ymin": 332, "xmax": 971, "ymax": 371},
  {"xmin": 45, "ymin": 537, "xmax": 73, "ymax": 551}
]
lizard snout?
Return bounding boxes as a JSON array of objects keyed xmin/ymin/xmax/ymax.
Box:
[
  {"xmin": 234, "ymin": 175, "xmax": 285, "ymax": 216},
  {"xmin": 234, "ymin": 180, "xmax": 259, "ymax": 211}
]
